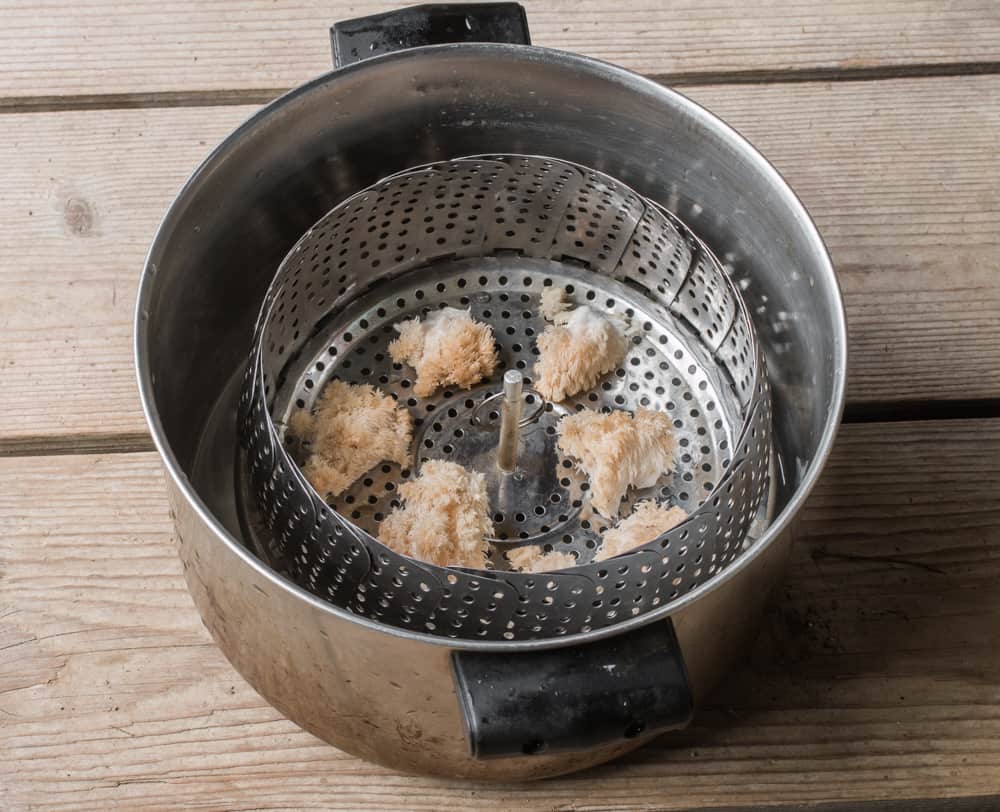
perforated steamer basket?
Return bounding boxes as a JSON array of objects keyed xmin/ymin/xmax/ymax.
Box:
[{"xmin": 237, "ymin": 154, "xmax": 772, "ymax": 642}]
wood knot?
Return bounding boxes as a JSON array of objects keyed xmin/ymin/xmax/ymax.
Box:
[{"xmin": 64, "ymin": 197, "xmax": 95, "ymax": 235}]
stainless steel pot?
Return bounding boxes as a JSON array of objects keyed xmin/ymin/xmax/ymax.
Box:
[{"xmin": 135, "ymin": 3, "xmax": 847, "ymax": 780}]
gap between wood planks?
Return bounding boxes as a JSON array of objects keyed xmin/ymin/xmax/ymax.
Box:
[
  {"xmin": 2, "ymin": 400, "xmax": 1000, "ymax": 459},
  {"xmin": 843, "ymin": 398, "xmax": 1000, "ymax": 425},
  {"xmin": 691, "ymin": 796, "xmax": 1000, "ymax": 812},
  {"xmin": 0, "ymin": 431, "xmax": 155, "ymax": 458},
  {"xmin": 3, "ymin": 60, "xmax": 1000, "ymax": 114}
]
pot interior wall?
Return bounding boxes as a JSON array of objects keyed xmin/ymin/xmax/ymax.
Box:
[{"xmin": 144, "ymin": 46, "xmax": 841, "ymax": 534}]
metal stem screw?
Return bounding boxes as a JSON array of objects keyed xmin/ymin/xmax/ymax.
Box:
[{"xmin": 497, "ymin": 370, "xmax": 523, "ymax": 473}]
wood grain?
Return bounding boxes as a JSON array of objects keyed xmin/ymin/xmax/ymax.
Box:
[
  {"xmin": 0, "ymin": 108, "xmax": 245, "ymax": 442},
  {"xmin": 2, "ymin": 1, "xmax": 999, "ymax": 104},
  {"xmin": 697, "ymin": 800, "xmax": 1000, "ymax": 812},
  {"xmin": 2, "ymin": 75, "xmax": 998, "ymax": 448},
  {"xmin": 2, "ymin": 418, "xmax": 999, "ymax": 810},
  {"xmin": 694, "ymin": 79, "xmax": 1000, "ymax": 407}
]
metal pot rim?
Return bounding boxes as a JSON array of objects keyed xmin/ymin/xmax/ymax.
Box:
[{"xmin": 135, "ymin": 42, "xmax": 847, "ymax": 652}]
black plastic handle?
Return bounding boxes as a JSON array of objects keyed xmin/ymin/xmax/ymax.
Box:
[
  {"xmin": 452, "ymin": 619, "xmax": 694, "ymax": 758},
  {"xmin": 331, "ymin": 3, "xmax": 530, "ymax": 68}
]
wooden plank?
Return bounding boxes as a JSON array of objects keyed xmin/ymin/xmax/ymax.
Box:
[
  {"xmin": 2, "ymin": 74, "xmax": 998, "ymax": 448},
  {"xmin": 698, "ymin": 800, "xmax": 1000, "ymax": 812},
  {"xmin": 2, "ymin": 1, "xmax": 999, "ymax": 104},
  {"xmin": 692, "ymin": 79, "xmax": 1000, "ymax": 407},
  {"xmin": 0, "ymin": 108, "xmax": 247, "ymax": 443},
  {"xmin": 2, "ymin": 418, "xmax": 1000, "ymax": 809}
]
